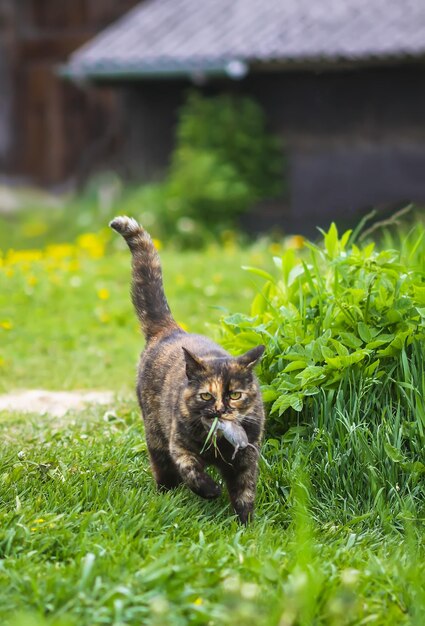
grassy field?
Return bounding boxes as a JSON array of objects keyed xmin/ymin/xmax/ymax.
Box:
[
  {"xmin": 1, "ymin": 220, "xmax": 424, "ymax": 625},
  {"xmin": 0, "ymin": 230, "xmax": 269, "ymax": 392}
]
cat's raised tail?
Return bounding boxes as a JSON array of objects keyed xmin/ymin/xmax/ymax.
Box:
[{"xmin": 110, "ymin": 216, "xmax": 180, "ymax": 341}]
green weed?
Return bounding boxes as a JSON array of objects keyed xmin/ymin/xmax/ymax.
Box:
[
  {"xmin": 1, "ymin": 218, "xmax": 425, "ymax": 624},
  {"xmin": 220, "ymin": 222, "xmax": 425, "ymax": 521}
]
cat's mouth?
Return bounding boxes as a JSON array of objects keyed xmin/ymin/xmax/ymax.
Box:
[{"xmin": 201, "ymin": 415, "xmax": 234, "ymax": 432}]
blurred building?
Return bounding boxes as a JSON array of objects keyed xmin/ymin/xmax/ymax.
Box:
[
  {"xmin": 2, "ymin": 0, "xmax": 425, "ymax": 229},
  {"xmin": 0, "ymin": 0, "xmax": 139, "ymax": 184}
]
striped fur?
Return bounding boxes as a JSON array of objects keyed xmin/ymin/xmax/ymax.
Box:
[{"xmin": 110, "ymin": 216, "xmax": 265, "ymax": 523}]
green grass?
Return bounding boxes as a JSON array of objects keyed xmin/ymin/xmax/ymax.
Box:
[
  {"xmin": 220, "ymin": 221, "xmax": 425, "ymax": 527},
  {"xmin": 1, "ymin": 217, "xmax": 425, "ymax": 625},
  {"xmin": 1, "ymin": 405, "xmax": 424, "ymax": 626},
  {"xmin": 0, "ymin": 239, "xmax": 269, "ymax": 392}
]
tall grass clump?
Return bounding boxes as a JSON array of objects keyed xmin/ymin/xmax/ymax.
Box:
[{"xmin": 220, "ymin": 221, "xmax": 425, "ymax": 522}]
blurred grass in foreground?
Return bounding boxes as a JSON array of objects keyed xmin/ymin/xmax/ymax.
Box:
[{"xmin": 1, "ymin": 404, "xmax": 424, "ymax": 626}]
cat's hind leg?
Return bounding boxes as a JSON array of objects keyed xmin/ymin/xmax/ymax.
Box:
[
  {"xmin": 140, "ymin": 396, "xmax": 182, "ymax": 490},
  {"xmin": 143, "ymin": 418, "xmax": 182, "ymax": 490},
  {"xmin": 148, "ymin": 446, "xmax": 183, "ymax": 491}
]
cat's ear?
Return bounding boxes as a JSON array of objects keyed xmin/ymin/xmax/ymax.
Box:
[
  {"xmin": 182, "ymin": 347, "xmax": 207, "ymax": 380},
  {"xmin": 237, "ymin": 345, "xmax": 265, "ymax": 369}
]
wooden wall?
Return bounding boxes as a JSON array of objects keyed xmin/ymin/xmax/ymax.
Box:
[
  {"xmin": 110, "ymin": 64, "xmax": 425, "ymax": 233},
  {"xmin": 0, "ymin": 0, "xmax": 16, "ymax": 166},
  {"xmin": 246, "ymin": 64, "xmax": 425, "ymax": 232},
  {"xmin": 2, "ymin": 0, "xmax": 425, "ymax": 233},
  {"xmin": 1, "ymin": 0, "xmax": 139, "ymax": 184}
]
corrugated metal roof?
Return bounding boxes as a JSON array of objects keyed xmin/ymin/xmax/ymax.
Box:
[{"xmin": 64, "ymin": 0, "xmax": 425, "ymax": 79}]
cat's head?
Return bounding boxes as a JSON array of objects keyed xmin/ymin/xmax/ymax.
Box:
[{"xmin": 181, "ymin": 345, "xmax": 265, "ymax": 433}]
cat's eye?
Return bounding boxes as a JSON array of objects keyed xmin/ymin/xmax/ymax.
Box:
[
  {"xmin": 229, "ymin": 391, "xmax": 242, "ymax": 400},
  {"xmin": 200, "ymin": 392, "xmax": 213, "ymax": 401}
]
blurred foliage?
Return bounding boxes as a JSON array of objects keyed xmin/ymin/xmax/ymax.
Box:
[
  {"xmin": 0, "ymin": 225, "xmax": 276, "ymax": 391},
  {"xmin": 175, "ymin": 92, "xmax": 283, "ymax": 200},
  {"xmin": 0, "ymin": 93, "xmax": 284, "ymax": 250},
  {"xmin": 131, "ymin": 92, "xmax": 285, "ymax": 246}
]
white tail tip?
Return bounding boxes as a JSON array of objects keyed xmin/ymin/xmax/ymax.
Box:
[{"xmin": 109, "ymin": 216, "xmax": 140, "ymax": 235}]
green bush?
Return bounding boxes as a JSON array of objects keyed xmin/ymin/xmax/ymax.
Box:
[
  {"xmin": 142, "ymin": 92, "xmax": 285, "ymax": 245},
  {"xmin": 167, "ymin": 149, "xmax": 251, "ymax": 224},
  {"xmin": 173, "ymin": 92, "xmax": 283, "ymax": 201},
  {"xmin": 220, "ymin": 222, "xmax": 425, "ymax": 519}
]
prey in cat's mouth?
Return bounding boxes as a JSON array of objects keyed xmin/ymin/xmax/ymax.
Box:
[
  {"xmin": 110, "ymin": 215, "xmax": 265, "ymax": 524},
  {"xmin": 201, "ymin": 416, "xmax": 254, "ymax": 461}
]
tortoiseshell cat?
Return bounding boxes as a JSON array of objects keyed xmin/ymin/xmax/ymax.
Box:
[{"xmin": 110, "ymin": 216, "xmax": 265, "ymax": 523}]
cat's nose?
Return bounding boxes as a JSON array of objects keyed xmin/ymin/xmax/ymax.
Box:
[{"xmin": 214, "ymin": 405, "xmax": 224, "ymax": 417}]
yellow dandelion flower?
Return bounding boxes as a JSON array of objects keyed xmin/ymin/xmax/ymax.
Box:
[
  {"xmin": 97, "ymin": 288, "xmax": 110, "ymax": 300},
  {"xmin": 6, "ymin": 249, "xmax": 43, "ymax": 266},
  {"xmin": 287, "ymin": 235, "xmax": 305, "ymax": 250},
  {"xmin": 77, "ymin": 233, "xmax": 98, "ymax": 248},
  {"xmin": 77, "ymin": 232, "xmax": 105, "ymax": 259},
  {"xmin": 178, "ymin": 321, "xmax": 189, "ymax": 331},
  {"xmin": 193, "ymin": 598, "xmax": 203, "ymax": 606},
  {"xmin": 0, "ymin": 321, "xmax": 13, "ymax": 330},
  {"xmin": 90, "ymin": 245, "xmax": 104, "ymax": 259},
  {"xmin": 152, "ymin": 238, "xmax": 162, "ymax": 251},
  {"xmin": 35, "ymin": 518, "xmax": 45, "ymax": 523},
  {"xmin": 46, "ymin": 243, "xmax": 75, "ymax": 260},
  {"xmin": 268, "ymin": 242, "xmax": 282, "ymax": 255}
]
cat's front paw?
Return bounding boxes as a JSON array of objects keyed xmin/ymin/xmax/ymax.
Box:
[
  {"xmin": 195, "ymin": 474, "xmax": 222, "ymax": 499},
  {"xmin": 234, "ymin": 501, "xmax": 254, "ymax": 525}
]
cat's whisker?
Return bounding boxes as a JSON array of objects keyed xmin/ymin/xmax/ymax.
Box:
[{"xmin": 239, "ymin": 415, "xmax": 258, "ymax": 424}]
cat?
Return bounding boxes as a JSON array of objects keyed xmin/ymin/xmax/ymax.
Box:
[{"xmin": 109, "ymin": 216, "xmax": 265, "ymax": 523}]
